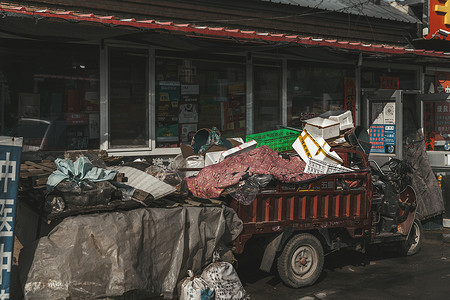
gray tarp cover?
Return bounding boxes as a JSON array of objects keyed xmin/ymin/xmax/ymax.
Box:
[
  {"xmin": 403, "ymin": 130, "xmax": 445, "ymax": 220},
  {"xmin": 20, "ymin": 206, "xmax": 243, "ymax": 299}
]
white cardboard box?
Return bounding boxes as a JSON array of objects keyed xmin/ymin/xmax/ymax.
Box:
[
  {"xmin": 292, "ymin": 129, "xmax": 343, "ymax": 164},
  {"xmin": 328, "ymin": 110, "xmax": 354, "ymax": 131},
  {"xmin": 303, "ymin": 117, "xmax": 340, "ymax": 140}
]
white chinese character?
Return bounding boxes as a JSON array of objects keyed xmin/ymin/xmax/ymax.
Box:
[
  {"xmin": 444, "ymin": 106, "xmax": 449, "ymax": 113},
  {"xmin": 0, "ymin": 200, "xmax": 13, "ymax": 237},
  {"xmin": 437, "ymin": 105, "xmax": 442, "ymax": 113},
  {"xmin": 0, "ymin": 243, "xmax": 11, "ymax": 283},
  {"xmin": 0, "ymin": 289, "xmax": 9, "ymax": 300},
  {"xmin": 0, "ymin": 153, "xmax": 16, "ymax": 193}
]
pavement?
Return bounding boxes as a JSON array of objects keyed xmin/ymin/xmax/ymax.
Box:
[{"xmin": 237, "ymin": 228, "xmax": 450, "ymax": 300}]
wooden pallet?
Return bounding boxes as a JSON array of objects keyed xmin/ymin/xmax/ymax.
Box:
[{"xmin": 20, "ymin": 161, "xmax": 56, "ymax": 189}]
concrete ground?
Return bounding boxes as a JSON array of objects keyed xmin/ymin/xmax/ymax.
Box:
[{"xmin": 237, "ymin": 228, "xmax": 450, "ymax": 300}]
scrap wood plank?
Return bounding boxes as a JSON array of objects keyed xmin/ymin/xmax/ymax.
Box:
[
  {"xmin": 132, "ymin": 189, "xmax": 153, "ymax": 202},
  {"xmin": 34, "ymin": 177, "xmax": 49, "ymax": 186},
  {"xmin": 20, "ymin": 169, "xmax": 50, "ymax": 178},
  {"xmin": 24, "ymin": 161, "xmax": 55, "ymax": 173}
]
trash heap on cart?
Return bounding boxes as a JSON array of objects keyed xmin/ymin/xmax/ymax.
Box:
[{"xmin": 18, "ymin": 110, "xmax": 371, "ymax": 300}]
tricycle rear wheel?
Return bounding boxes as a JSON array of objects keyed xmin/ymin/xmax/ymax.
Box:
[{"xmin": 277, "ymin": 233, "xmax": 324, "ymax": 288}]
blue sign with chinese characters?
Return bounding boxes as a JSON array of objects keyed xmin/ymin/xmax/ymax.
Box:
[
  {"xmin": 0, "ymin": 137, "xmax": 22, "ymax": 299},
  {"xmin": 369, "ymin": 125, "xmax": 396, "ymax": 154},
  {"xmin": 369, "ymin": 124, "xmax": 385, "ymax": 153},
  {"xmin": 384, "ymin": 125, "xmax": 396, "ymax": 153}
]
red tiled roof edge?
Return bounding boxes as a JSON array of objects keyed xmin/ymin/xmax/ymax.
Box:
[{"xmin": 2, "ymin": 6, "xmax": 449, "ymax": 59}]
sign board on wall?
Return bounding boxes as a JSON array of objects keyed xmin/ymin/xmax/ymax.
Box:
[
  {"xmin": 0, "ymin": 137, "xmax": 22, "ymax": 300},
  {"xmin": 380, "ymin": 76, "xmax": 399, "ymax": 90},
  {"xmin": 344, "ymin": 77, "xmax": 356, "ymax": 122},
  {"xmin": 425, "ymin": 0, "xmax": 450, "ymax": 40},
  {"xmin": 435, "ymin": 72, "xmax": 450, "ymax": 93}
]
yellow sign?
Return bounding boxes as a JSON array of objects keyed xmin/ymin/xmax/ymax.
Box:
[{"xmin": 436, "ymin": 1, "xmax": 450, "ymax": 25}]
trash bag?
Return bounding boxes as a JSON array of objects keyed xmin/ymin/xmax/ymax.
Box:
[
  {"xmin": 146, "ymin": 164, "xmax": 183, "ymax": 187},
  {"xmin": 183, "ymin": 155, "xmax": 205, "ymax": 178},
  {"xmin": 225, "ymin": 174, "xmax": 273, "ymax": 205},
  {"xmin": 201, "ymin": 257, "xmax": 248, "ymax": 300},
  {"xmin": 178, "ymin": 270, "xmax": 214, "ymax": 300},
  {"xmin": 111, "ymin": 181, "xmax": 135, "ymax": 201},
  {"xmin": 44, "ymin": 196, "xmax": 65, "ymax": 214},
  {"xmin": 50, "ymin": 180, "xmax": 122, "ymax": 208}
]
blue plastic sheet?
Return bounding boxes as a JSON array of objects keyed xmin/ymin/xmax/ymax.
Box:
[{"xmin": 46, "ymin": 156, "xmax": 117, "ymax": 191}]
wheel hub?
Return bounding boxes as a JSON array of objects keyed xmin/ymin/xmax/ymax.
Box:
[{"xmin": 291, "ymin": 246, "xmax": 316, "ymax": 277}]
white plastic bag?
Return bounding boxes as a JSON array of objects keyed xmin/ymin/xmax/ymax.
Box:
[
  {"xmin": 201, "ymin": 261, "xmax": 248, "ymax": 300},
  {"xmin": 179, "ymin": 270, "xmax": 214, "ymax": 300},
  {"xmin": 184, "ymin": 155, "xmax": 205, "ymax": 177}
]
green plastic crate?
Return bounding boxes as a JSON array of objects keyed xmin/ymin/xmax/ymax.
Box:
[{"xmin": 246, "ymin": 128, "xmax": 300, "ymax": 152}]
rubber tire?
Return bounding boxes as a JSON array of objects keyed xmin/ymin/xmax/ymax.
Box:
[
  {"xmin": 277, "ymin": 233, "xmax": 324, "ymax": 288},
  {"xmin": 400, "ymin": 218, "xmax": 423, "ymax": 256}
]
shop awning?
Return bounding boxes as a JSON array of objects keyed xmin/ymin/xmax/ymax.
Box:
[{"xmin": 1, "ymin": 4, "xmax": 449, "ymax": 60}]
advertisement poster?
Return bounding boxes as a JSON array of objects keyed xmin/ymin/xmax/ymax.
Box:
[
  {"xmin": 384, "ymin": 125, "xmax": 396, "ymax": 153},
  {"xmin": 0, "ymin": 137, "xmax": 22, "ymax": 300},
  {"xmin": 156, "ymin": 81, "xmax": 180, "ymax": 118},
  {"xmin": 178, "ymin": 104, "xmax": 198, "ymax": 123},
  {"xmin": 369, "ymin": 124, "xmax": 385, "ymax": 153},
  {"xmin": 180, "ymin": 124, "xmax": 197, "ymax": 143},
  {"xmin": 181, "ymin": 84, "xmax": 199, "ymax": 95}
]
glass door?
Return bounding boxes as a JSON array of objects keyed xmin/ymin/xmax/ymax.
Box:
[
  {"xmin": 108, "ymin": 47, "xmax": 149, "ymax": 148},
  {"xmin": 253, "ymin": 59, "xmax": 281, "ymax": 133}
]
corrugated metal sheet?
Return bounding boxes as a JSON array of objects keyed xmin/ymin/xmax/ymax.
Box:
[
  {"xmin": 114, "ymin": 166, "xmax": 176, "ymax": 200},
  {"xmin": 0, "ymin": 5, "xmax": 447, "ymax": 58},
  {"xmin": 261, "ymin": 0, "xmax": 418, "ymax": 23}
]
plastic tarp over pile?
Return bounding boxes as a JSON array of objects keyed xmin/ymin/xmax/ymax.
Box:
[
  {"xmin": 20, "ymin": 206, "xmax": 243, "ymax": 299},
  {"xmin": 403, "ymin": 130, "xmax": 445, "ymax": 220},
  {"xmin": 186, "ymin": 145, "xmax": 320, "ymax": 199}
]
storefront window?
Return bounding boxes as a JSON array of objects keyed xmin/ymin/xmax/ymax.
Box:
[
  {"xmin": 287, "ymin": 62, "xmax": 353, "ymax": 128},
  {"xmin": 424, "ymin": 101, "xmax": 450, "ymax": 151},
  {"xmin": 1, "ymin": 41, "xmax": 100, "ymax": 151},
  {"xmin": 155, "ymin": 54, "xmax": 245, "ymax": 147},
  {"xmin": 109, "ymin": 47, "xmax": 148, "ymax": 148},
  {"xmin": 253, "ymin": 60, "xmax": 282, "ymax": 133},
  {"xmin": 423, "ymin": 72, "xmax": 450, "ymax": 152}
]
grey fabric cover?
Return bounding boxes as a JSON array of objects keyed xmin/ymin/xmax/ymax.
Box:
[
  {"xmin": 20, "ymin": 206, "xmax": 242, "ymax": 299},
  {"xmin": 403, "ymin": 130, "xmax": 445, "ymax": 220}
]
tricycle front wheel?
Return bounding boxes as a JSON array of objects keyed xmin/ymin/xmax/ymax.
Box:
[
  {"xmin": 277, "ymin": 233, "xmax": 324, "ymax": 288},
  {"xmin": 399, "ymin": 218, "xmax": 423, "ymax": 256}
]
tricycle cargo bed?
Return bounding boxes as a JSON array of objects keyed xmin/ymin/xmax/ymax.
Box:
[{"xmin": 231, "ymin": 148, "xmax": 373, "ymax": 254}]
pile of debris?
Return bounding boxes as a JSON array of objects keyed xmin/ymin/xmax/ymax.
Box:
[
  {"xmin": 19, "ymin": 110, "xmax": 367, "ymax": 300},
  {"xmin": 179, "ymin": 110, "xmax": 369, "ymax": 204}
]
